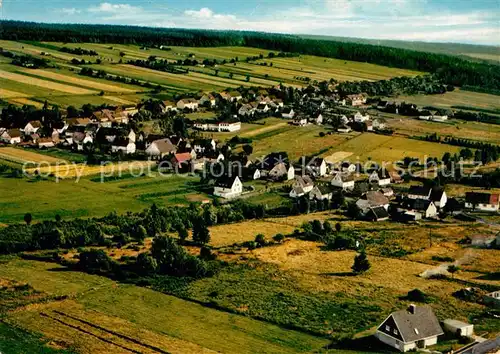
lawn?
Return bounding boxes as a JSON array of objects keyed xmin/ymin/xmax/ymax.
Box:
[{"xmin": 0, "ymin": 259, "xmax": 329, "ymax": 354}]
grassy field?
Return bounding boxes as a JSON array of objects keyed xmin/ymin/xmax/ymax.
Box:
[
  {"xmin": 0, "ymin": 147, "xmax": 66, "ymax": 165},
  {"xmin": 324, "ymin": 133, "xmax": 462, "ymax": 163},
  {"xmin": 394, "ymin": 88, "xmax": 500, "ymax": 110},
  {"xmin": 0, "ymin": 172, "xmax": 207, "ymax": 224},
  {"xmin": 0, "ymin": 259, "xmax": 329, "ymax": 354}
]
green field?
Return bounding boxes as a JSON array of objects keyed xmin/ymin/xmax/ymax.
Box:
[
  {"xmin": 324, "ymin": 133, "xmax": 462, "ymax": 163},
  {"xmin": 0, "ymin": 259, "xmax": 328, "ymax": 354},
  {"xmin": 0, "ymin": 173, "xmax": 205, "ymax": 224}
]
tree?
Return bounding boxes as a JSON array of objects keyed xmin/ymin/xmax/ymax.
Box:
[
  {"xmin": 24, "ymin": 213, "xmax": 32, "ymax": 225},
  {"xmin": 352, "ymin": 251, "xmax": 370, "ymax": 274},
  {"xmin": 135, "ymin": 225, "xmax": 147, "ymax": 241},
  {"xmin": 242, "ymin": 144, "xmax": 253, "ymax": 155},
  {"xmin": 55, "ymin": 214, "xmax": 62, "ymax": 223},
  {"xmin": 447, "ymin": 265, "xmax": 460, "ymax": 278},
  {"xmin": 335, "ymin": 222, "xmax": 342, "ymax": 232},
  {"xmin": 78, "ymin": 249, "xmax": 113, "ymax": 273},
  {"xmin": 136, "ymin": 253, "xmax": 158, "ymax": 274},
  {"xmin": 255, "ymin": 234, "xmax": 266, "ymax": 246},
  {"xmin": 192, "ymin": 219, "xmax": 211, "ymax": 245},
  {"xmin": 178, "ymin": 227, "xmax": 188, "ymax": 243},
  {"xmin": 323, "ymin": 221, "xmax": 333, "ymax": 234}
]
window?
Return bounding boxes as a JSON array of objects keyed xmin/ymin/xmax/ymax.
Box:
[
  {"xmin": 385, "ymin": 325, "xmax": 391, "ymax": 331},
  {"xmin": 394, "ymin": 329, "xmax": 398, "ymax": 335}
]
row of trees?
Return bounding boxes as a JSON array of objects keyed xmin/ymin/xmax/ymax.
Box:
[
  {"xmin": 60, "ymin": 47, "xmax": 98, "ymax": 56},
  {"xmin": 0, "ymin": 48, "xmax": 50, "ymax": 68},
  {"xmin": 127, "ymin": 57, "xmax": 188, "ymax": 74}
]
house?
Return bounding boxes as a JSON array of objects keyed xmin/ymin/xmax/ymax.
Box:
[
  {"xmin": 127, "ymin": 129, "xmax": 136, "ymax": 143},
  {"xmin": 430, "ymin": 188, "xmax": 447, "ymax": 209},
  {"xmin": 243, "ymin": 166, "xmax": 261, "ymax": 180},
  {"xmin": 408, "ymin": 186, "xmax": 432, "ymax": 200},
  {"xmin": 213, "ymin": 175, "xmax": 243, "ymax": 199},
  {"xmin": 221, "ymin": 91, "xmax": 242, "ymax": 102},
  {"xmin": 290, "ymin": 186, "xmax": 306, "ymax": 198},
  {"xmin": 340, "ymin": 162, "xmax": 357, "ymax": 173},
  {"xmin": 381, "ymin": 187, "xmax": 394, "ymax": 198},
  {"xmin": 0, "ymin": 129, "xmax": 22, "ymax": 144},
  {"xmin": 217, "ymin": 121, "xmax": 241, "ymax": 132},
  {"xmin": 238, "ymin": 104, "xmax": 255, "ymax": 117},
  {"xmin": 23, "ymin": 120, "xmax": 42, "ymax": 135},
  {"xmin": 372, "ymin": 119, "xmax": 386, "ymax": 130},
  {"xmin": 402, "ymin": 199, "xmax": 438, "ymax": 218},
  {"xmin": 306, "ymin": 158, "xmax": 327, "ymax": 177},
  {"xmin": 73, "ymin": 132, "xmax": 93, "ymax": 151},
  {"xmin": 293, "ymin": 176, "xmax": 314, "ymax": 193},
  {"xmin": 366, "ymin": 120, "xmax": 374, "ymax": 131},
  {"xmin": 292, "ymin": 117, "xmax": 308, "ymax": 126},
  {"xmin": 92, "ymin": 109, "xmax": 115, "ymax": 127},
  {"xmin": 192, "ymin": 138, "xmax": 216, "ymax": 154},
  {"xmin": 331, "ymin": 173, "xmax": 355, "ymax": 190},
  {"xmin": 171, "ymin": 152, "xmax": 193, "ymax": 169},
  {"xmin": 263, "ymin": 162, "xmax": 294, "ymax": 181},
  {"xmin": 145, "ymin": 138, "xmax": 177, "ymax": 159},
  {"xmin": 483, "ymin": 290, "xmax": 500, "ymax": 309},
  {"xmin": 281, "ymin": 107, "xmax": 295, "ymax": 119},
  {"xmin": 256, "ymin": 103, "xmax": 269, "ymax": 113},
  {"xmin": 37, "ymin": 137, "xmax": 55, "ymax": 149},
  {"xmin": 354, "ymin": 112, "xmax": 370, "ymax": 123},
  {"xmin": 177, "ymin": 98, "xmax": 199, "ymax": 110},
  {"xmin": 367, "ymin": 206, "xmax": 390, "ymax": 221},
  {"xmin": 390, "ymin": 170, "xmax": 403, "ymax": 184},
  {"xmin": 375, "ymin": 305, "xmax": 443, "ymax": 352},
  {"xmin": 310, "ymin": 184, "xmax": 334, "ymax": 200},
  {"xmin": 199, "ymin": 94, "xmax": 216, "ymax": 107},
  {"xmin": 356, "ymin": 191, "xmax": 390, "ymax": 214},
  {"xmin": 369, "ymin": 170, "xmax": 391, "ymax": 186},
  {"xmin": 465, "ymin": 192, "xmax": 500, "ymax": 212},
  {"xmin": 346, "ymin": 94, "xmax": 366, "ymax": 106},
  {"xmin": 66, "ymin": 117, "xmax": 91, "ymax": 128},
  {"xmin": 311, "ymin": 113, "xmax": 323, "ymax": 125},
  {"xmin": 442, "ymin": 320, "xmax": 474, "ymax": 337},
  {"xmin": 160, "ymin": 100, "xmax": 177, "ymax": 113},
  {"xmin": 458, "ymin": 337, "xmax": 500, "ymax": 354},
  {"xmin": 111, "ymin": 140, "xmax": 136, "ymax": 154},
  {"xmin": 337, "ymin": 125, "xmax": 352, "ymax": 133}
]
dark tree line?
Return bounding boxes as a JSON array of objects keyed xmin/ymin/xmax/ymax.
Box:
[
  {"xmin": 127, "ymin": 57, "xmax": 188, "ymax": 74},
  {"xmin": 0, "ymin": 48, "xmax": 50, "ymax": 68},
  {"xmin": 1, "ymin": 21, "xmax": 498, "ymax": 92},
  {"xmin": 60, "ymin": 47, "xmax": 98, "ymax": 56}
]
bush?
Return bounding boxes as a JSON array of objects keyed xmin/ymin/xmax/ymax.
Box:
[
  {"xmin": 352, "ymin": 252, "xmax": 370, "ymax": 274},
  {"xmin": 255, "ymin": 234, "xmax": 266, "ymax": 246},
  {"xmin": 272, "ymin": 233, "xmax": 285, "ymax": 243}
]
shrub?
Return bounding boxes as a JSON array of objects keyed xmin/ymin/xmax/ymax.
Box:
[
  {"xmin": 273, "ymin": 233, "xmax": 285, "ymax": 243},
  {"xmin": 255, "ymin": 234, "xmax": 266, "ymax": 246}
]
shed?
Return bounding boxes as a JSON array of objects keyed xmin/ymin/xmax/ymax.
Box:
[{"xmin": 443, "ymin": 319, "xmax": 474, "ymax": 337}]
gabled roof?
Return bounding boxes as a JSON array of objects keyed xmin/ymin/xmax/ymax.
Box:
[
  {"xmin": 149, "ymin": 139, "xmax": 177, "ymax": 153},
  {"xmin": 333, "ymin": 172, "xmax": 354, "ymax": 183},
  {"xmin": 408, "ymin": 186, "xmax": 432, "ymax": 197},
  {"xmin": 27, "ymin": 120, "xmax": 42, "ymax": 128},
  {"xmin": 364, "ymin": 191, "xmax": 389, "ymax": 206},
  {"xmin": 172, "ymin": 152, "xmax": 192, "ymax": 163},
  {"xmin": 295, "ymin": 175, "xmax": 314, "ymax": 188},
  {"xmin": 430, "ymin": 188, "xmax": 446, "ymax": 202},
  {"xmin": 315, "ymin": 184, "xmax": 333, "ymax": 195},
  {"xmin": 465, "ymin": 192, "xmax": 499, "ymax": 205},
  {"xmin": 368, "ymin": 206, "xmax": 389, "ymax": 220},
  {"xmin": 405, "ymin": 198, "xmax": 434, "ymax": 211},
  {"xmin": 383, "ymin": 305, "xmax": 443, "ymax": 343},
  {"xmin": 4, "ymin": 129, "xmax": 21, "ymax": 138},
  {"xmin": 282, "ymin": 107, "xmax": 294, "ymax": 114},
  {"xmin": 215, "ymin": 175, "xmax": 239, "ymax": 188}
]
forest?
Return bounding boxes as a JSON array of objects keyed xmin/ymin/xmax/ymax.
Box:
[{"xmin": 1, "ymin": 20, "xmax": 499, "ymax": 93}]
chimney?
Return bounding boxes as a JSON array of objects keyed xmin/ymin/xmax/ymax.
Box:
[{"xmin": 408, "ymin": 304, "xmax": 416, "ymax": 314}]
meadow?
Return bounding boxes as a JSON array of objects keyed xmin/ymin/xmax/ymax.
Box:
[
  {"xmin": 324, "ymin": 133, "xmax": 462, "ymax": 163},
  {"xmin": 0, "ymin": 258, "xmax": 329, "ymax": 354}
]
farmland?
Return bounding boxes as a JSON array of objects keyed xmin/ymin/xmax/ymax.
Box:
[
  {"xmin": 0, "ymin": 258, "xmax": 329, "ymax": 354},
  {"xmin": 0, "ymin": 39, "xmax": 427, "ymax": 109}
]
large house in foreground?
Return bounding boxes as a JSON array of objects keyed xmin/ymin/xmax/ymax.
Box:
[
  {"xmin": 213, "ymin": 175, "xmax": 243, "ymax": 199},
  {"xmin": 375, "ymin": 305, "xmax": 443, "ymax": 352}
]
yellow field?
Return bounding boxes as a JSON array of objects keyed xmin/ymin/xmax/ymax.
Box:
[
  {"xmin": 0, "ymin": 147, "xmax": 66, "ymax": 165},
  {"xmin": 21, "ymin": 69, "xmax": 136, "ymax": 93},
  {"xmin": 102, "ymin": 95, "xmax": 136, "ymax": 104},
  {"xmin": 239, "ymin": 122, "xmax": 288, "ymax": 138},
  {"xmin": 0, "ymin": 88, "xmax": 28, "ymax": 98},
  {"xmin": 24, "ymin": 160, "xmax": 156, "ymax": 179},
  {"xmin": 7, "ymin": 98, "xmax": 45, "ymax": 108},
  {"xmin": 0, "ymin": 70, "xmax": 96, "ymax": 95}
]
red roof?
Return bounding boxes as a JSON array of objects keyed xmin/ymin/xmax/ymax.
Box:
[{"xmin": 172, "ymin": 152, "xmax": 192, "ymax": 163}]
